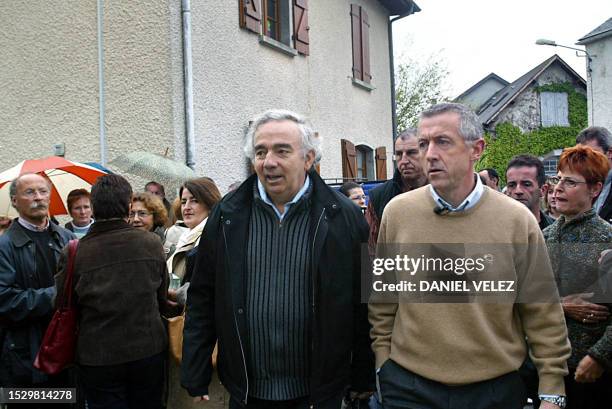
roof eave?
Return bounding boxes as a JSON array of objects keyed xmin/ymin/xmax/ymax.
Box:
[
  {"xmin": 378, "ymin": 0, "xmax": 421, "ymax": 17},
  {"xmin": 576, "ymin": 30, "xmax": 612, "ymax": 45}
]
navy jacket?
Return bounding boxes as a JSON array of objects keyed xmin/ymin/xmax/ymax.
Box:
[
  {"xmin": 181, "ymin": 169, "xmax": 374, "ymax": 405},
  {"xmin": 0, "ymin": 220, "xmax": 74, "ymax": 385}
]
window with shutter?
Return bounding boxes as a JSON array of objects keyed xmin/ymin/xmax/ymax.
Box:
[
  {"xmin": 356, "ymin": 145, "xmax": 374, "ymax": 181},
  {"xmin": 239, "ymin": 0, "xmax": 309, "ymax": 56},
  {"xmin": 540, "ymin": 92, "xmax": 569, "ymax": 127},
  {"xmin": 350, "ymin": 4, "xmax": 371, "ymax": 85}
]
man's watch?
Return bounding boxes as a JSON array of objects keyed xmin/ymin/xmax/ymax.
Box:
[{"xmin": 539, "ymin": 394, "xmax": 566, "ymax": 408}]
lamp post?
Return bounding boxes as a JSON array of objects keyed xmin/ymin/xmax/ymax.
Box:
[{"xmin": 535, "ymin": 38, "xmax": 594, "ymax": 124}]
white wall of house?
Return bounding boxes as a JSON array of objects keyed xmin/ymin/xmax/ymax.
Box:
[
  {"xmin": 0, "ymin": 0, "xmax": 395, "ymax": 194},
  {"xmin": 0, "ymin": 0, "xmax": 184, "ymax": 178},
  {"xmin": 190, "ymin": 0, "xmax": 394, "ymax": 190},
  {"xmin": 585, "ymin": 37, "xmax": 612, "ymax": 131}
]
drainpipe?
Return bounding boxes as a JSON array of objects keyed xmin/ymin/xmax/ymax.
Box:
[
  {"xmin": 182, "ymin": 0, "xmax": 196, "ymax": 169},
  {"xmin": 388, "ymin": 10, "xmax": 416, "ymax": 144},
  {"xmin": 97, "ymin": 0, "xmax": 107, "ymax": 166}
]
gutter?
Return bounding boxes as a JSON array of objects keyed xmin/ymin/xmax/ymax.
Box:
[
  {"xmin": 97, "ymin": 0, "xmax": 107, "ymax": 166},
  {"xmin": 182, "ymin": 0, "xmax": 196, "ymax": 169}
]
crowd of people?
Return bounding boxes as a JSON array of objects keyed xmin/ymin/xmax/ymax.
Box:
[{"xmin": 0, "ymin": 103, "xmax": 610, "ymax": 409}]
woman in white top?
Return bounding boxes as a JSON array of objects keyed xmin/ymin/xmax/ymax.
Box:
[
  {"xmin": 166, "ymin": 177, "xmax": 224, "ymax": 409},
  {"xmin": 64, "ymin": 188, "xmax": 94, "ymax": 238}
]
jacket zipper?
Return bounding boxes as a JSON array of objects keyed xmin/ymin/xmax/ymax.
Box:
[
  {"xmin": 309, "ymin": 207, "xmax": 326, "ymax": 405},
  {"xmin": 222, "ymin": 217, "xmax": 249, "ymax": 404}
]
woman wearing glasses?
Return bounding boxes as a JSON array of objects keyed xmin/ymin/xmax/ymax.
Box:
[
  {"xmin": 129, "ymin": 192, "xmax": 168, "ymax": 241},
  {"xmin": 543, "ymin": 145, "xmax": 612, "ymax": 409},
  {"xmin": 166, "ymin": 178, "xmax": 223, "ymax": 409},
  {"xmin": 339, "ymin": 181, "xmax": 367, "ymax": 210}
]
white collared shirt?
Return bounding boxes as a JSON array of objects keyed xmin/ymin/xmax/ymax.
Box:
[
  {"xmin": 17, "ymin": 217, "xmax": 49, "ymax": 232},
  {"xmin": 257, "ymin": 175, "xmax": 311, "ymax": 221},
  {"xmin": 429, "ymin": 173, "xmax": 484, "ymax": 212}
]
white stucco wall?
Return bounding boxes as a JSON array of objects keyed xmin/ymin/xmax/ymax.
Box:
[
  {"xmin": 0, "ymin": 1, "xmax": 183, "ymax": 186},
  {"xmin": 0, "ymin": 1, "xmax": 99, "ymax": 166},
  {"xmin": 1, "ymin": 0, "xmax": 395, "ymax": 195},
  {"xmin": 190, "ymin": 0, "xmax": 394, "ymax": 191},
  {"xmin": 585, "ymin": 37, "xmax": 612, "ymax": 131}
]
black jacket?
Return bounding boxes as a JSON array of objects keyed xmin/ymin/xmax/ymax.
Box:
[
  {"xmin": 368, "ymin": 169, "xmax": 403, "ymax": 221},
  {"xmin": 0, "ymin": 220, "xmax": 75, "ymax": 385},
  {"xmin": 181, "ymin": 170, "xmax": 373, "ymax": 405},
  {"xmin": 598, "ymin": 188, "xmax": 612, "ymax": 224}
]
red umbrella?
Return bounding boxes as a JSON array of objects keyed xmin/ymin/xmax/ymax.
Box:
[{"xmin": 0, "ymin": 156, "xmax": 107, "ymax": 217}]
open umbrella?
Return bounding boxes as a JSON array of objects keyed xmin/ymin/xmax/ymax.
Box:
[
  {"xmin": 0, "ymin": 156, "xmax": 107, "ymax": 218},
  {"xmin": 110, "ymin": 151, "xmax": 196, "ymax": 185}
]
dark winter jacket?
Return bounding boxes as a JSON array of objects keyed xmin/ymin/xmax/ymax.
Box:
[
  {"xmin": 365, "ymin": 169, "xmax": 404, "ymax": 255},
  {"xmin": 55, "ymin": 220, "xmax": 169, "ymax": 366},
  {"xmin": 181, "ymin": 169, "xmax": 374, "ymax": 406},
  {"xmin": 0, "ymin": 220, "xmax": 75, "ymax": 385}
]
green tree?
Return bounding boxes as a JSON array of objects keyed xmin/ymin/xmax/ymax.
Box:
[{"xmin": 395, "ymin": 53, "xmax": 450, "ymax": 131}]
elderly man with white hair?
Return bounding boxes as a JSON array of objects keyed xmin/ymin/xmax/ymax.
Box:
[{"xmin": 182, "ymin": 109, "xmax": 373, "ymax": 408}]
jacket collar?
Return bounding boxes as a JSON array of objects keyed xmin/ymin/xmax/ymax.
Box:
[
  {"xmin": 220, "ymin": 168, "xmax": 342, "ymax": 219},
  {"xmin": 8, "ymin": 217, "xmax": 65, "ymax": 247},
  {"xmin": 87, "ymin": 219, "xmax": 132, "ymax": 236}
]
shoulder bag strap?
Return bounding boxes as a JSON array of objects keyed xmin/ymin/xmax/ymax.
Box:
[{"xmin": 62, "ymin": 239, "xmax": 79, "ymax": 308}]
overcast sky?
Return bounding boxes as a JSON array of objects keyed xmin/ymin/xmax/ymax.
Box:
[{"xmin": 393, "ymin": 0, "xmax": 611, "ymax": 98}]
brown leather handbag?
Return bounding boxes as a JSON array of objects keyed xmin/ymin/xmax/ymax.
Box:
[
  {"xmin": 167, "ymin": 308, "xmax": 217, "ymax": 368},
  {"xmin": 34, "ymin": 239, "xmax": 79, "ymax": 375},
  {"xmin": 167, "ymin": 309, "xmax": 185, "ymax": 364}
]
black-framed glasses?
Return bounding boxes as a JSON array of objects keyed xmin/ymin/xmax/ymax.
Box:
[{"xmin": 547, "ymin": 176, "xmax": 588, "ymax": 189}]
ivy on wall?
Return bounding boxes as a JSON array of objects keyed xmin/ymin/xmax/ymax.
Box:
[{"xmin": 477, "ymin": 82, "xmax": 587, "ymax": 184}]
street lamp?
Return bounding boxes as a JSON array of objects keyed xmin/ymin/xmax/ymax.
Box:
[
  {"xmin": 535, "ymin": 39, "xmax": 592, "ymax": 72},
  {"xmin": 535, "ymin": 38, "xmax": 594, "ymax": 124}
]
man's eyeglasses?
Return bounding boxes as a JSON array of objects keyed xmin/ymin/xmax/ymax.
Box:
[
  {"xmin": 547, "ymin": 177, "xmax": 588, "ymax": 189},
  {"xmin": 129, "ymin": 210, "xmax": 152, "ymax": 218}
]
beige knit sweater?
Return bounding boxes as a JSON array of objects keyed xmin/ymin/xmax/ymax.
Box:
[{"xmin": 368, "ymin": 186, "xmax": 571, "ymax": 395}]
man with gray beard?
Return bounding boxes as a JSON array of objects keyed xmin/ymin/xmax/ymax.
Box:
[{"xmin": 0, "ymin": 173, "xmax": 75, "ymax": 401}]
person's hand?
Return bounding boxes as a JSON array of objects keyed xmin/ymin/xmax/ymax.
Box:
[
  {"xmin": 192, "ymin": 395, "xmax": 210, "ymax": 404},
  {"xmin": 574, "ymin": 355, "xmax": 604, "ymax": 383},
  {"xmin": 562, "ymin": 293, "xmax": 609, "ymax": 323},
  {"xmin": 168, "ymin": 288, "xmax": 178, "ymax": 302},
  {"xmin": 539, "ymin": 402, "xmax": 561, "ymax": 409}
]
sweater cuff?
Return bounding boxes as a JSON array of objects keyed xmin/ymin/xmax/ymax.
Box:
[
  {"xmin": 587, "ymin": 348, "xmax": 611, "ymax": 372},
  {"xmin": 538, "ymin": 375, "xmax": 566, "ymax": 396}
]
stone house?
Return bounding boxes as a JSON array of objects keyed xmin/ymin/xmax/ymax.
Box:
[
  {"xmin": 577, "ymin": 17, "xmax": 612, "ymax": 132},
  {"xmin": 456, "ymin": 55, "xmax": 586, "ymax": 175},
  {"xmin": 0, "ymin": 0, "xmax": 420, "ymax": 193}
]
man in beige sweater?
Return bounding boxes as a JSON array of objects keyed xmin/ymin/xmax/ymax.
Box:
[{"xmin": 368, "ymin": 103, "xmax": 571, "ymax": 409}]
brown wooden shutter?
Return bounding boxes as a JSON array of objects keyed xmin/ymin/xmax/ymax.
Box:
[
  {"xmin": 293, "ymin": 0, "xmax": 310, "ymax": 55},
  {"xmin": 375, "ymin": 146, "xmax": 387, "ymax": 180},
  {"xmin": 240, "ymin": 0, "xmax": 261, "ymax": 33},
  {"xmin": 361, "ymin": 9, "xmax": 371, "ymax": 83},
  {"xmin": 341, "ymin": 139, "xmax": 357, "ymax": 180},
  {"xmin": 350, "ymin": 4, "xmax": 362, "ymax": 81}
]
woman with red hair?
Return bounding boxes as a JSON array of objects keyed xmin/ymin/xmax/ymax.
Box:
[{"xmin": 544, "ymin": 145, "xmax": 612, "ymax": 408}]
